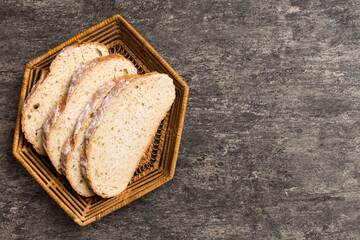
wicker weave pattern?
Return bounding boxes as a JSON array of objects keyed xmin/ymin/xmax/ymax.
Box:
[{"xmin": 12, "ymin": 15, "xmax": 189, "ymax": 226}]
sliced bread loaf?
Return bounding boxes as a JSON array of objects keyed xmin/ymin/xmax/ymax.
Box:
[
  {"xmin": 60, "ymin": 80, "xmax": 120, "ymax": 197},
  {"xmin": 82, "ymin": 72, "xmax": 176, "ymax": 198},
  {"xmin": 44, "ymin": 54, "xmax": 137, "ymax": 173},
  {"xmin": 21, "ymin": 43, "xmax": 109, "ymax": 155}
]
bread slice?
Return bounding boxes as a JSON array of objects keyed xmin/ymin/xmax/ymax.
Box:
[
  {"xmin": 21, "ymin": 43, "xmax": 109, "ymax": 155},
  {"xmin": 44, "ymin": 54, "xmax": 137, "ymax": 173},
  {"xmin": 60, "ymin": 80, "xmax": 119, "ymax": 197},
  {"xmin": 82, "ymin": 72, "xmax": 176, "ymax": 198}
]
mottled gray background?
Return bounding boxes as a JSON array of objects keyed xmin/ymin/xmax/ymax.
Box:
[{"xmin": 1, "ymin": 0, "xmax": 360, "ymax": 239}]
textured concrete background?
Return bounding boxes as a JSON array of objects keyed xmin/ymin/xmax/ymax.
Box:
[{"xmin": 2, "ymin": 0, "xmax": 360, "ymax": 239}]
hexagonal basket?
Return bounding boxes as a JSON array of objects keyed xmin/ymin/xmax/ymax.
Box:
[{"xmin": 12, "ymin": 15, "xmax": 189, "ymax": 226}]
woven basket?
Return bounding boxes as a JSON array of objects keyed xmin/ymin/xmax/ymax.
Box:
[{"xmin": 12, "ymin": 14, "xmax": 189, "ymax": 226}]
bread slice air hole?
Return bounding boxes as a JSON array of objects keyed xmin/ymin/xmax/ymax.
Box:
[
  {"xmin": 96, "ymin": 49, "xmax": 103, "ymax": 56},
  {"xmin": 33, "ymin": 103, "xmax": 40, "ymax": 109}
]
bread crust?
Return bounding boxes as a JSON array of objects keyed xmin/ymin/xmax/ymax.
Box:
[
  {"xmin": 21, "ymin": 42, "xmax": 108, "ymax": 155},
  {"xmin": 82, "ymin": 72, "xmax": 175, "ymax": 198},
  {"xmin": 60, "ymin": 139, "xmax": 72, "ymax": 175},
  {"xmin": 60, "ymin": 80, "xmax": 120, "ymax": 197},
  {"xmin": 67, "ymin": 54, "xmax": 126, "ymax": 98},
  {"xmin": 42, "ymin": 94, "xmax": 66, "ymax": 154},
  {"xmin": 45, "ymin": 54, "xmax": 134, "ymax": 173}
]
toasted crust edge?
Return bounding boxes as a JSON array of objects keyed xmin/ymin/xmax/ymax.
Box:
[{"xmin": 42, "ymin": 95, "xmax": 67, "ymax": 168}]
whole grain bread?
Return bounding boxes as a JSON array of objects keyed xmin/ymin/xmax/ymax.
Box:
[
  {"xmin": 82, "ymin": 72, "xmax": 175, "ymax": 198},
  {"xmin": 43, "ymin": 54, "xmax": 137, "ymax": 173},
  {"xmin": 21, "ymin": 43, "xmax": 109, "ymax": 155}
]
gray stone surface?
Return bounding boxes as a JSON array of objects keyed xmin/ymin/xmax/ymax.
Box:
[{"xmin": 1, "ymin": 0, "xmax": 360, "ymax": 239}]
